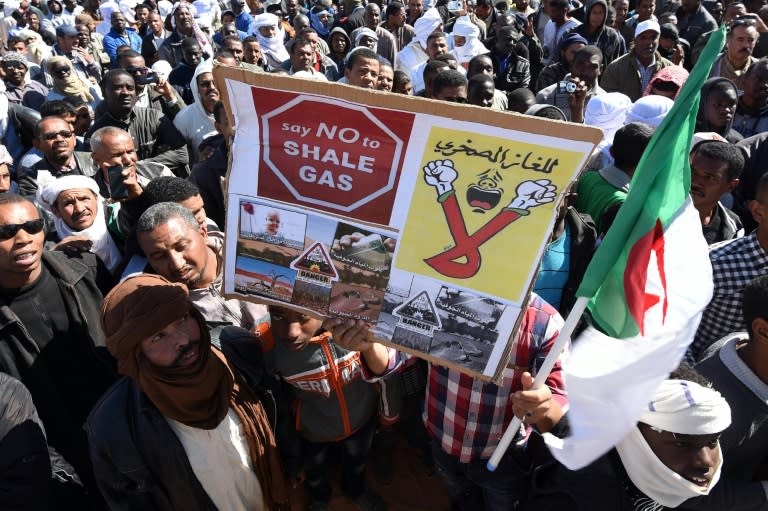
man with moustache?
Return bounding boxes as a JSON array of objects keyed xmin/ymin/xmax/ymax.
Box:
[
  {"xmin": 600, "ymin": 20, "xmax": 673, "ymax": 101},
  {"xmin": 136, "ymin": 202, "xmax": 268, "ymax": 331},
  {"xmin": 86, "ymin": 273, "xmax": 289, "ymax": 510},
  {"xmin": 0, "ymin": 193, "xmax": 116, "ymax": 506},
  {"xmin": 710, "ymin": 19, "xmax": 759, "ymax": 91},
  {"xmin": 18, "ymin": 116, "xmax": 94, "ymax": 196},
  {"xmin": 1, "ymin": 52, "xmax": 48, "ymax": 110}
]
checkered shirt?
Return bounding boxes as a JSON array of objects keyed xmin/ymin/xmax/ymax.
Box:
[
  {"xmin": 423, "ymin": 294, "xmax": 567, "ymax": 463},
  {"xmin": 691, "ymin": 232, "xmax": 768, "ymax": 360}
]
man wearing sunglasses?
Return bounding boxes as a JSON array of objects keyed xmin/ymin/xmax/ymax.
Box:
[
  {"xmin": 17, "ymin": 116, "xmax": 94, "ymax": 197},
  {"xmin": 0, "ymin": 193, "xmax": 117, "ymax": 507}
]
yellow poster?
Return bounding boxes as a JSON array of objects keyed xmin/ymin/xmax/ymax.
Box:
[{"xmin": 396, "ymin": 126, "xmax": 584, "ymax": 304}]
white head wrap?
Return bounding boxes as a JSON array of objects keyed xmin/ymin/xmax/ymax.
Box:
[
  {"xmin": 615, "ymin": 379, "xmax": 731, "ymax": 508},
  {"xmin": 414, "ymin": 8, "xmax": 442, "ymax": 49},
  {"xmin": 353, "ymin": 27, "xmax": 378, "ymax": 47},
  {"xmin": 253, "ymin": 13, "xmax": 289, "ymax": 63},
  {"xmin": 37, "ymin": 173, "xmax": 123, "ymax": 272},
  {"xmin": 625, "ymin": 95, "xmax": 674, "ymax": 129},
  {"xmin": 451, "ymin": 16, "xmax": 488, "ymax": 65},
  {"xmin": 151, "ymin": 60, "xmax": 173, "ymax": 79},
  {"xmin": 0, "ymin": 145, "xmax": 13, "ymax": 167},
  {"xmin": 119, "ymin": 0, "xmax": 138, "ymax": 23},
  {"xmin": 585, "ymin": 92, "xmax": 632, "ymax": 144},
  {"xmin": 639, "ymin": 379, "xmax": 731, "ymax": 435}
]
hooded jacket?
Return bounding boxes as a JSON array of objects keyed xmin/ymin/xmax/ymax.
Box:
[
  {"xmin": 327, "ymin": 26, "xmax": 352, "ymax": 70},
  {"xmin": 696, "ymin": 78, "xmax": 744, "ymax": 144},
  {"xmin": 173, "ymin": 60, "xmax": 218, "ymax": 163},
  {"xmin": 573, "ymin": 0, "xmax": 626, "ymax": 66}
]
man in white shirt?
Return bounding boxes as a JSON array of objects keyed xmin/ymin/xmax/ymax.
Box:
[{"xmin": 87, "ymin": 273, "xmax": 291, "ymax": 510}]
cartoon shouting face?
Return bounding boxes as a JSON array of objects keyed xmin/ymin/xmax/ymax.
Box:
[{"xmin": 466, "ymin": 171, "xmax": 504, "ymax": 213}]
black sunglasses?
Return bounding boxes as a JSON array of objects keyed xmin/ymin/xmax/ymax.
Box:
[
  {"xmin": 0, "ymin": 219, "xmax": 44, "ymax": 239},
  {"xmin": 41, "ymin": 129, "xmax": 74, "ymax": 141}
]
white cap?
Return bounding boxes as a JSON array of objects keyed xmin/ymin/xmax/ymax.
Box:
[{"xmin": 635, "ymin": 19, "xmax": 661, "ymax": 38}]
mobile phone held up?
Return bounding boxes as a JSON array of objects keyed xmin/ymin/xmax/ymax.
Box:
[
  {"xmin": 136, "ymin": 71, "xmax": 159, "ymax": 85},
  {"xmin": 447, "ymin": 0, "xmax": 462, "ymax": 11},
  {"xmin": 107, "ymin": 164, "xmax": 129, "ymax": 200}
]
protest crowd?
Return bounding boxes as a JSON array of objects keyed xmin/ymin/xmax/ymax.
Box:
[{"xmin": 0, "ymin": 0, "xmax": 767, "ymax": 508}]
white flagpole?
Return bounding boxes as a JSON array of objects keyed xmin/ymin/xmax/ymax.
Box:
[{"xmin": 486, "ymin": 296, "xmax": 589, "ymax": 471}]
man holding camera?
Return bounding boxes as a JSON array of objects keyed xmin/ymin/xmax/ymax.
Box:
[
  {"xmin": 536, "ymin": 45, "xmax": 606, "ymax": 122},
  {"xmin": 116, "ymin": 50, "xmax": 185, "ymax": 121}
]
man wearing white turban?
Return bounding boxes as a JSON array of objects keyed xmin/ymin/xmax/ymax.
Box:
[
  {"xmin": 584, "ymin": 91, "xmax": 632, "ymax": 169},
  {"xmin": 253, "ymin": 12, "xmax": 290, "ymax": 69},
  {"xmin": 450, "ymin": 16, "xmax": 488, "ymax": 68},
  {"xmin": 525, "ymin": 372, "xmax": 733, "ymax": 510},
  {"xmin": 38, "ymin": 173, "xmax": 123, "ymax": 272},
  {"xmin": 624, "ymin": 94, "xmax": 674, "ymax": 128},
  {"xmin": 395, "ymin": 7, "xmax": 441, "ymax": 76}
]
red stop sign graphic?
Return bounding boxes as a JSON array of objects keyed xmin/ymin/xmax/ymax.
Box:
[{"xmin": 261, "ymin": 97, "xmax": 404, "ymax": 214}]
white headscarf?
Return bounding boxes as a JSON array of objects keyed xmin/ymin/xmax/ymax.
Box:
[
  {"xmin": 96, "ymin": 0, "xmax": 119, "ymax": 36},
  {"xmin": 170, "ymin": 2, "xmax": 214, "ymax": 58},
  {"xmin": 585, "ymin": 92, "xmax": 632, "ymax": 145},
  {"xmin": 451, "ymin": 16, "xmax": 488, "ymax": 65},
  {"xmin": 38, "ymin": 173, "xmax": 123, "ymax": 272},
  {"xmin": 414, "ymin": 8, "xmax": 442, "ymax": 49},
  {"xmin": 625, "ymin": 95, "xmax": 674, "ymax": 129},
  {"xmin": 253, "ymin": 13, "xmax": 289, "ymax": 63},
  {"xmin": 616, "ymin": 379, "xmax": 731, "ymax": 508}
]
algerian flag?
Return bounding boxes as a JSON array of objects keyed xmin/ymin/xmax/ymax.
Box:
[{"xmin": 544, "ymin": 26, "xmax": 726, "ymax": 470}]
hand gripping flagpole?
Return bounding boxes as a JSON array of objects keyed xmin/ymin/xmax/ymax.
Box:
[{"xmin": 487, "ymin": 296, "xmax": 589, "ymax": 471}]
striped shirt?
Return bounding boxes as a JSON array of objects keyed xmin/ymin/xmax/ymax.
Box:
[{"xmin": 424, "ymin": 294, "xmax": 567, "ymax": 463}]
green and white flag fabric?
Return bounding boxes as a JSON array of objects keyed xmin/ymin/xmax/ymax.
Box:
[{"xmin": 544, "ymin": 26, "xmax": 726, "ymax": 469}]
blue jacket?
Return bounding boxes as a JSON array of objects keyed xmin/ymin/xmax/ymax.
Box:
[{"xmin": 103, "ymin": 28, "xmax": 143, "ymax": 64}]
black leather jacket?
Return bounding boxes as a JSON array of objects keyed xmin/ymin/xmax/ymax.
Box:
[{"xmin": 86, "ymin": 327, "xmax": 294, "ymax": 510}]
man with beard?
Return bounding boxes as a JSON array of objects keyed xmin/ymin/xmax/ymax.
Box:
[
  {"xmin": 489, "ymin": 25, "xmax": 531, "ymax": 97},
  {"xmin": 600, "ymin": 20, "xmax": 673, "ymax": 101},
  {"xmin": 173, "ymin": 61, "xmax": 220, "ymax": 164},
  {"xmin": 158, "ymin": 3, "xmax": 209, "ymax": 68},
  {"xmin": 17, "ymin": 117, "xmax": 94, "ymax": 196},
  {"xmin": 88, "ymin": 70, "xmax": 189, "ymax": 176},
  {"xmin": 710, "ymin": 19, "xmax": 758, "ymax": 91},
  {"xmin": 86, "ymin": 273, "xmax": 289, "ymax": 510},
  {"xmin": 1, "ymin": 53, "xmax": 48, "ymax": 111}
]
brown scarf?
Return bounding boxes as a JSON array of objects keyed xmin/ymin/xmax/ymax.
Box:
[
  {"xmin": 102, "ymin": 274, "xmax": 289, "ymax": 509},
  {"xmin": 46, "ymin": 56, "xmax": 94, "ymax": 103}
]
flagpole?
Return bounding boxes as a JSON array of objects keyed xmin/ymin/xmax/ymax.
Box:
[{"xmin": 486, "ymin": 295, "xmax": 589, "ymax": 471}]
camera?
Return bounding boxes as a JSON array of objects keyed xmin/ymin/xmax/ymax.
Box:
[
  {"xmin": 447, "ymin": 0, "xmax": 462, "ymax": 11},
  {"xmin": 557, "ymin": 80, "xmax": 577, "ymax": 94},
  {"xmin": 135, "ymin": 72, "xmax": 159, "ymax": 85}
]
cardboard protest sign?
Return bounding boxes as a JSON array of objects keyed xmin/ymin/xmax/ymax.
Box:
[{"xmin": 216, "ymin": 65, "xmax": 601, "ymax": 382}]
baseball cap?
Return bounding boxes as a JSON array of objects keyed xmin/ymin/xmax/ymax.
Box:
[
  {"xmin": 635, "ymin": 19, "xmax": 660, "ymax": 38},
  {"xmin": 56, "ymin": 24, "xmax": 78, "ymax": 37}
]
